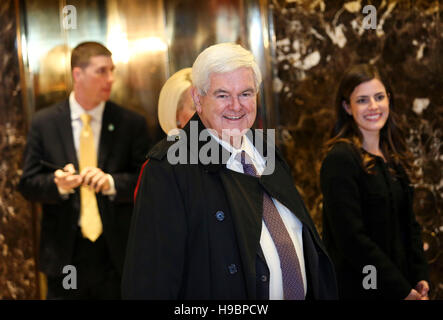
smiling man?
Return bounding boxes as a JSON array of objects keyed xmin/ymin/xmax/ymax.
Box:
[
  {"xmin": 192, "ymin": 68, "xmax": 257, "ymax": 148},
  {"xmin": 19, "ymin": 42, "xmax": 150, "ymax": 299},
  {"xmin": 122, "ymin": 43, "xmax": 338, "ymax": 300}
]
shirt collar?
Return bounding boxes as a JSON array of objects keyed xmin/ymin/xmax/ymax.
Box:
[
  {"xmin": 208, "ymin": 130, "xmax": 266, "ymax": 173},
  {"xmin": 69, "ymin": 91, "xmax": 105, "ymax": 123}
]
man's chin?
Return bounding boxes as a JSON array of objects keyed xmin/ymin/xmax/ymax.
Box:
[
  {"xmin": 219, "ymin": 128, "xmax": 250, "ymax": 148},
  {"xmin": 220, "ymin": 128, "xmax": 248, "ymax": 139},
  {"xmin": 101, "ymin": 92, "xmax": 111, "ymax": 101}
]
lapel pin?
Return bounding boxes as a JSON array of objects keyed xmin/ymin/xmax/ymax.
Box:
[{"xmin": 108, "ymin": 123, "xmax": 115, "ymax": 132}]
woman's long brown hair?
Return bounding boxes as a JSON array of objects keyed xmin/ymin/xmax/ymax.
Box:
[{"xmin": 325, "ymin": 64, "xmax": 414, "ymax": 179}]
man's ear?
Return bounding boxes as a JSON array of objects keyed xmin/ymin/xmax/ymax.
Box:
[
  {"xmin": 342, "ymin": 100, "xmax": 352, "ymax": 115},
  {"xmin": 191, "ymin": 86, "xmax": 202, "ymax": 113},
  {"xmin": 72, "ymin": 67, "xmax": 83, "ymax": 83}
]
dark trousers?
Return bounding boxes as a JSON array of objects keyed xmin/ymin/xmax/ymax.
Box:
[{"xmin": 46, "ymin": 229, "xmax": 121, "ymax": 300}]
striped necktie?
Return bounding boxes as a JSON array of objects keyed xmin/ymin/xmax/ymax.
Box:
[{"xmin": 238, "ymin": 151, "xmax": 305, "ymax": 300}]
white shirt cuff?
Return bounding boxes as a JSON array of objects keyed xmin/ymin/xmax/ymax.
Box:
[{"xmin": 101, "ymin": 174, "xmax": 116, "ymax": 196}]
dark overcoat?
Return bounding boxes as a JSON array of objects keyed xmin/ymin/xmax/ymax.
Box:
[
  {"xmin": 122, "ymin": 114, "xmax": 338, "ymax": 299},
  {"xmin": 320, "ymin": 142, "xmax": 429, "ymax": 299}
]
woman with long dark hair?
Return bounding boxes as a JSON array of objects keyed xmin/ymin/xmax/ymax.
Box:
[{"xmin": 320, "ymin": 64, "xmax": 429, "ymax": 300}]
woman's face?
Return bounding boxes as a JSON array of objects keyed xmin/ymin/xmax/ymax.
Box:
[{"xmin": 343, "ymin": 78, "xmax": 390, "ymax": 140}]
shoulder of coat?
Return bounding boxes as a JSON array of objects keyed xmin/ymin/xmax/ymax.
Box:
[{"xmin": 147, "ymin": 135, "xmax": 180, "ymax": 160}]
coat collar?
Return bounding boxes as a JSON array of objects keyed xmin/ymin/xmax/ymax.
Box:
[{"xmin": 179, "ymin": 113, "xmax": 277, "ymax": 173}]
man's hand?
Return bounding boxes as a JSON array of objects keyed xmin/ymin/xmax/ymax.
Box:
[
  {"xmin": 80, "ymin": 167, "xmax": 111, "ymax": 193},
  {"xmin": 404, "ymin": 289, "xmax": 422, "ymax": 300},
  {"xmin": 415, "ymin": 280, "xmax": 430, "ymax": 300},
  {"xmin": 54, "ymin": 163, "xmax": 82, "ymax": 191}
]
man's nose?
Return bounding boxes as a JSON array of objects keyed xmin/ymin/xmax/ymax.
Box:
[
  {"xmin": 230, "ymin": 96, "xmax": 242, "ymax": 111},
  {"xmin": 107, "ymin": 70, "xmax": 114, "ymax": 83}
]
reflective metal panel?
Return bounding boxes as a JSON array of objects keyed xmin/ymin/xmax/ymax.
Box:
[
  {"xmin": 19, "ymin": 0, "xmax": 276, "ymax": 143},
  {"xmin": 164, "ymin": 0, "xmax": 277, "ymax": 130}
]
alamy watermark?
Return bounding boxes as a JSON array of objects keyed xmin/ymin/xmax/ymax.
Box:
[
  {"xmin": 62, "ymin": 264, "xmax": 77, "ymax": 290},
  {"xmin": 61, "ymin": 5, "xmax": 77, "ymax": 30},
  {"xmin": 165, "ymin": 121, "xmax": 276, "ymax": 175},
  {"xmin": 362, "ymin": 5, "xmax": 377, "ymax": 30},
  {"xmin": 362, "ymin": 265, "xmax": 377, "ymax": 290}
]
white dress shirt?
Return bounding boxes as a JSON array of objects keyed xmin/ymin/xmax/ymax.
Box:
[
  {"xmin": 209, "ymin": 132, "xmax": 307, "ymax": 299},
  {"xmin": 69, "ymin": 91, "xmax": 105, "ymax": 155},
  {"xmin": 57, "ymin": 92, "xmax": 115, "ymax": 197}
]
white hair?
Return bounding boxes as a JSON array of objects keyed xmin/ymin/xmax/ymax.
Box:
[{"xmin": 192, "ymin": 43, "xmax": 262, "ymax": 95}]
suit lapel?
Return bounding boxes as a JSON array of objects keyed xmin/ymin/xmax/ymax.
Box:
[
  {"xmin": 56, "ymin": 100, "xmax": 78, "ymax": 169},
  {"xmin": 98, "ymin": 102, "xmax": 115, "ymax": 168},
  {"xmin": 219, "ymin": 169, "xmax": 263, "ymax": 299}
]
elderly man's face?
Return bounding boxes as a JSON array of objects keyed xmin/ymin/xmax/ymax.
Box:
[{"xmin": 193, "ymin": 67, "xmax": 257, "ymax": 145}]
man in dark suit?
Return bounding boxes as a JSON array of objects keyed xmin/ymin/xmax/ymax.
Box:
[
  {"xmin": 18, "ymin": 42, "xmax": 150, "ymax": 299},
  {"xmin": 122, "ymin": 43, "xmax": 338, "ymax": 299}
]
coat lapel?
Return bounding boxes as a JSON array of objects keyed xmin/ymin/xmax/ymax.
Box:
[
  {"xmin": 183, "ymin": 115, "xmax": 262, "ymax": 298},
  {"xmin": 98, "ymin": 102, "xmax": 115, "ymax": 168},
  {"xmin": 219, "ymin": 169, "xmax": 263, "ymax": 299},
  {"xmin": 55, "ymin": 100, "xmax": 78, "ymax": 169},
  {"xmin": 302, "ymin": 226, "xmax": 319, "ymax": 299}
]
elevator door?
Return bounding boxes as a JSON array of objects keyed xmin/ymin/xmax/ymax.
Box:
[{"xmin": 19, "ymin": 0, "xmax": 276, "ymax": 144}]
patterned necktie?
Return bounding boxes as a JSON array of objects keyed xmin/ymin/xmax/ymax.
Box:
[
  {"xmin": 238, "ymin": 151, "xmax": 305, "ymax": 300},
  {"xmin": 79, "ymin": 113, "xmax": 102, "ymax": 242}
]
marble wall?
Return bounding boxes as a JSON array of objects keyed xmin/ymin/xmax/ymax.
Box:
[
  {"xmin": 0, "ymin": 0, "xmax": 38, "ymax": 299},
  {"xmin": 272, "ymin": 0, "xmax": 442, "ymax": 298}
]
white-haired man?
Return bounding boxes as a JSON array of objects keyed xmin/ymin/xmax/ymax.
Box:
[{"xmin": 122, "ymin": 43, "xmax": 337, "ymax": 300}]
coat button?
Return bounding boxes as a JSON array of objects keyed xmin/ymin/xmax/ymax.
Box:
[
  {"xmin": 215, "ymin": 211, "xmax": 225, "ymax": 221},
  {"xmin": 228, "ymin": 264, "xmax": 237, "ymax": 274},
  {"xmin": 260, "ymin": 275, "xmax": 268, "ymax": 282}
]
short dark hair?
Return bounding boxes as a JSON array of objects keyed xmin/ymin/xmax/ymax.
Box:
[{"xmin": 71, "ymin": 42, "xmax": 112, "ymax": 70}]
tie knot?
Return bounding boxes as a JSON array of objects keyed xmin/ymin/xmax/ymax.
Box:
[
  {"xmin": 80, "ymin": 113, "xmax": 92, "ymax": 125},
  {"xmin": 237, "ymin": 151, "xmax": 258, "ymax": 177}
]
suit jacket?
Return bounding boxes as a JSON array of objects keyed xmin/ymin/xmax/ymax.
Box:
[
  {"xmin": 18, "ymin": 99, "xmax": 151, "ymax": 278},
  {"xmin": 122, "ymin": 114, "xmax": 338, "ymax": 299},
  {"xmin": 320, "ymin": 142, "xmax": 429, "ymax": 299}
]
